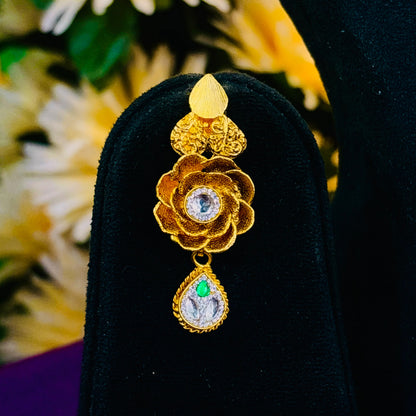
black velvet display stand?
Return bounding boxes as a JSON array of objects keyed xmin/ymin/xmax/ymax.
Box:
[
  {"xmin": 78, "ymin": 73, "xmax": 357, "ymax": 414},
  {"xmin": 280, "ymin": 2, "xmax": 416, "ymax": 415}
]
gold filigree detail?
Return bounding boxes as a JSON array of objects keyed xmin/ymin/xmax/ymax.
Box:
[
  {"xmin": 171, "ymin": 113, "xmax": 247, "ymax": 158},
  {"xmin": 208, "ymin": 115, "xmax": 247, "ymax": 157},
  {"xmin": 170, "ymin": 113, "xmax": 208, "ymax": 155},
  {"xmin": 172, "ymin": 261, "xmax": 229, "ymax": 333},
  {"xmin": 170, "ymin": 74, "xmax": 247, "ymax": 158}
]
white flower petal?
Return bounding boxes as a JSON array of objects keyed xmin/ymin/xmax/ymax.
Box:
[
  {"xmin": 183, "ymin": 0, "xmax": 200, "ymax": 6},
  {"xmin": 202, "ymin": 0, "xmax": 230, "ymax": 12},
  {"xmin": 92, "ymin": 0, "xmax": 114, "ymax": 15},
  {"xmin": 130, "ymin": 0, "xmax": 155, "ymax": 15},
  {"xmin": 41, "ymin": 0, "xmax": 86, "ymax": 35},
  {"xmin": 0, "ymin": 237, "xmax": 88, "ymax": 362},
  {"xmin": 71, "ymin": 210, "xmax": 93, "ymax": 242},
  {"xmin": 180, "ymin": 52, "xmax": 207, "ymax": 74}
]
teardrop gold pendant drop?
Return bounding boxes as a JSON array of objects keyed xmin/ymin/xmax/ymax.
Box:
[{"xmin": 173, "ymin": 252, "xmax": 229, "ymax": 333}]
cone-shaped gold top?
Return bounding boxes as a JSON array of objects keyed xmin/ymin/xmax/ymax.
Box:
[{"xmin": 189, "ymin": 74, "xmax": 228, "ymax": 119}]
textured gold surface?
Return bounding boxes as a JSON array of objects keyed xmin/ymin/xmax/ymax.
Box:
[
  {"xmin": 172, "ymin": 264, "xmax": 229, "ymax": 333},
  {"xmin": 154, "ymin": 154, "xmax": 255, "ymax": 253},
  {"xmin": 154, "ymin": 74, "xmax": 255, "ymax": 333},
  {"xmin": 171, "ymin": 113, "xmax": 247, "ymax": 158},
  {"xmin": 189, "ymin": 74, "xmax": 228, "ymax": 119}
]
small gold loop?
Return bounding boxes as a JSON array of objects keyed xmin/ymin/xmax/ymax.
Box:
[{"xmin": 192, "ymin": 251, "xmax": 212, "ymax": 268}]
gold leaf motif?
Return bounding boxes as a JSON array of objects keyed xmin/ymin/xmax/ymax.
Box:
[
  {"xmin": 170, "ymin": 113, "xmax": 207, "ymax": 155},
  {"xmin": 170, "ymin": 113, "xmax": 247, "ymax": 158},
  {"xmin": 189, "ymin": 74, "xmax": 228, "ymax": 119},
  {"xmin": 207, "ymin": 115, "xmax": 247, "ymax": 158}
]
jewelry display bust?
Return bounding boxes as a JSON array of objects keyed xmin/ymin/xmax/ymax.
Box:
[{"xmin": 79, "ymin": 73, "xmax": 356, "ymax": 415}]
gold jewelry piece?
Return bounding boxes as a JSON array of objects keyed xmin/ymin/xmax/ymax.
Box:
[{"xmin": 154, "ymin": 74, "xmax": 255, "ymax": 333}]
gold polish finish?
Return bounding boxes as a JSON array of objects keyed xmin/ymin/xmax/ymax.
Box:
[{"xmin": 154, "ymin": 74, "xmax": 255, "ymax": 333}]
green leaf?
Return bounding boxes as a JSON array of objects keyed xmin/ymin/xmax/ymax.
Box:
[
  {"xmin": 0, "ymin": 258, "xmax": 9, "ymax": 271},
  {"xmin": 66, "ymin": 4, "xmax": 137, "ymax": 88},
  {"xmin": 31, "ymin": 0, "xmax": 53, "ymax": 10},
  {"xmin": 0, "ymin": 47, "xmax": 27, "ymax": 74},
  {"xmin": 0, "ymin": 325, "xmax": 7, "ymax": 341}
]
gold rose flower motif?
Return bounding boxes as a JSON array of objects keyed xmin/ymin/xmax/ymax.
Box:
[{"xmin": 154, "ymin": 153, "xmax": 254, "ymax": 253}]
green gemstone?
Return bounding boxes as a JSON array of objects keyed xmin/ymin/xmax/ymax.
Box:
[{"xmin": 196, "ymin": 280, "xmax": 210, "ymax": 297}]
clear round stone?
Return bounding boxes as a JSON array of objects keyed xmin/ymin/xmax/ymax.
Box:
[{"xmin": 185, "ymin": 187, "xmax": 221, "ymax": 222}]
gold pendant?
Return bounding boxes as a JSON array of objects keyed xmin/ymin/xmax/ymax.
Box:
[
  {"xmin": 154, "ymin": 74, "xmax": 255, "ymax": 333},
  {"xmin": 173, "ymin": 253, "xmax": 229, "ymax": 333}
]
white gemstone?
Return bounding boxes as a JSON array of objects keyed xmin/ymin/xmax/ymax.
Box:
[
  {"xmin": 184, "ymin": 298, "xmax": 199, "ymax": 319},
  {"xmin": 204, "ymin": 298, "xmax": 219, "ymax": 320},
  {"xmin": 179, "ymin": 274, "xmax": 226, "ymax": 329},
  {"xmin": 185, "ymin": 187, "xmax": 221, "ymax": 222}
]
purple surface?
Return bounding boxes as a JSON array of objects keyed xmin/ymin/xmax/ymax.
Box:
[{"xmin": 0, "ymin": 341, "xmax": 83, "ymax": 416}]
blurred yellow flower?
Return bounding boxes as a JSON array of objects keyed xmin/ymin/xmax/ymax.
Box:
[
  {"xmin": 0, "ymin": 50, "xmax": 62, "ymax": 166},
  {"xmin": 0, "ymin": 237, "xmax": 87, "ymax": 362},
  {"xmin": 0, "ymin": 167, "xmax": 51, "ymax": 284},
  {"xmin": 327, "ymin": 175, "xmax": 338, "ymax": 194},
  {"xmin": 0, "ymin": 0, "xmax": 40, "ymax": 40},
  {"xmin": 22, "ymin": 45, "xmax": 206, "ymax": 243},
  {"xmin": 331, "ymin": 149, "xmax": 339, "ymax": 167},
  {"xmin": 327, "ymin": 149, "xmax": 339, "ymax": 193},
  {"xmin": 41, "ymin": 0, "xmax": 230, "ymax": 35},
  {"xmin": 313, "ymin": 130, "xmax": 339, "ymax": 194},
  {"xmin": 211, "ymin": 0, "xmax": 327, "ymax": 109}
]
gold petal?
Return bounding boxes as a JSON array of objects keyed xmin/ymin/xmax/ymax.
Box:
[
  {"xmin": 205, "ymin": 223, "xmax": 237, "ymax": 253},
  {"xmin": 206, "ymin": 213, "xmax": 231, "ymax": 238},
  {"xmin": 202, "ymin": 156, "xmax": 238, "ymax": 173},
  {"xmin": 171, "ymin": 188, "xmax": 187, "ymax": 218},
  {"xmin": 189, "ymin": 74, "xmax": 228, "ymax": 119},
  {"xmin": 170, "ymin": 113, "xmax": 207, "ymax": 156},
  {"xmin": 177, "ymin": 217, "xmax": 209, "ymax": 237},
  {"xmin": 221, "ymin": 193, "xmax": 240, "ymax": 218},
  {"xmin": 153, "ymin": 202, "xmax": 181, "ymax": 235},
  {"xmin": 206, "ymin": 117, "xmax": 247, "ymax": 158},
  {"xmin": 156, "ymin": 173, "xmax": 178, "ymax": 206},
  {"xmin": 172, "ymin": 153, "xmax": 206, "ymax": 181},
  {"xmin": 225, "ymin": 169, "xmax": 255, "ymax": 203},
  {"xmin": 236, "ymin": 200, "xmax": 255, "ymax": 235},
  {"xmin": 180, "ymin": 172, "xmax": 235, "ymax": 195},
  {"xmin": 172, "ymin": 233, "xmax": 208, "ymax": 251},
  {"xmin": 220, "ymin": 117, "xmax": 247, "ymax": 158}
]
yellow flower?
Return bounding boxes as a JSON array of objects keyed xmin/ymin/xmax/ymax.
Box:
[
  {"xmin": 0, "ymin": 237, "xmax": 87, "ymax": 363},
  {"xmin": 210, "ymin": 0, "xmax": 327, "ymax": 109},
  {"xmin": 0, "ymin": 167, "xmax": 51, "ymax": 284},
  {"xmin": 0, "ymin": 0, "xmax": 40, "ymax": 40},
  {"xmin": 41, "ymin": 0, "xmax": 229, "ymax": 35},
  {"xmin": 327, "ymin": 149, "xmax": 339, "ymax": 193},
  {"xmin": 313, "ymin": 130, "xmax": 339, "ymax": 195},
  {"xmin": 0, "ymin": 50, "xmax": 62, "ymax": 166},
  {"xmin": 22, "ymin": 45, "xmax": 206, "ymax": 242},
  {"xmin": 154, "ymin": 154, "xmax": 254, "ymax": 252}
]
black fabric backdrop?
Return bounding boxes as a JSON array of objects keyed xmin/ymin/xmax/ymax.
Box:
[
  {"xmin": 78, "ymin": 73, "xmax": 357, "ymax": 414},
  {"xmin": 280, "ymin": 1, "xmax": 416, "ymax": 415}
]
